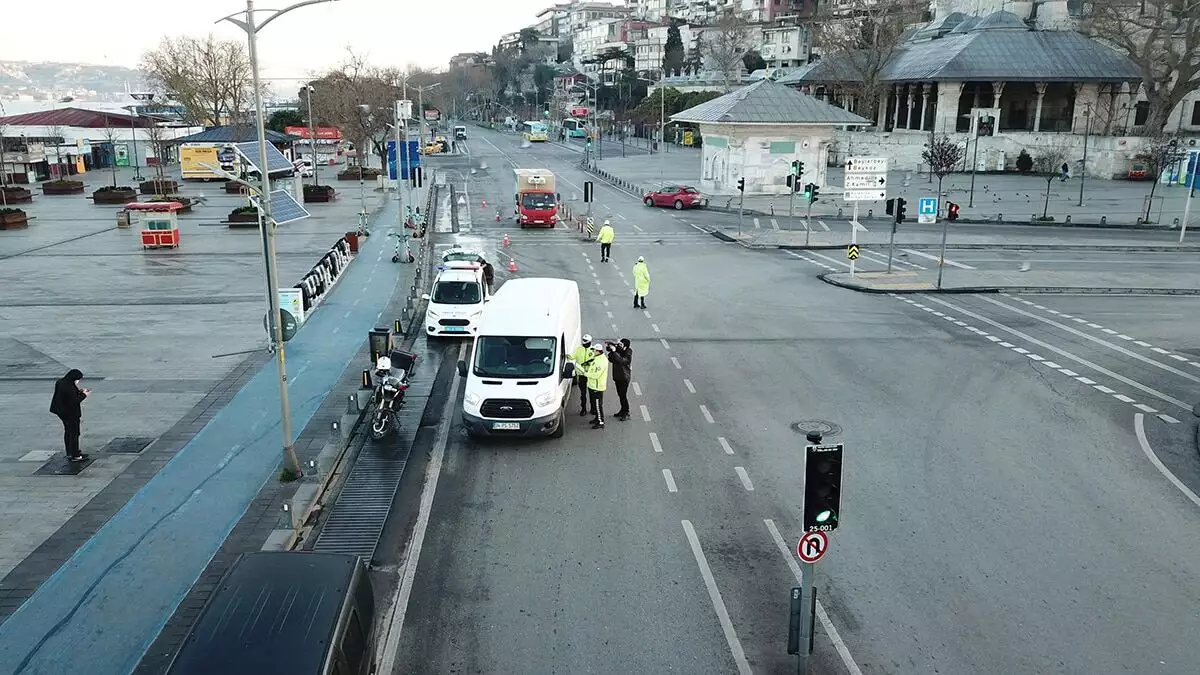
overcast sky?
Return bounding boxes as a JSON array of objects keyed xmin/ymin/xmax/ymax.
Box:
[{"xmin": 1, "ymin": 0, "xmax": 554, "ymax": 77}]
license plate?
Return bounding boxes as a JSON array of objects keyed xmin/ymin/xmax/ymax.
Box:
[
  {"xmin": 443, "ymin": 326, "xmax": 466, "ymax": 332},
  {"xmin": 532, "ymin": 220, "xmax": 543, "ymax": 224},
  {"xmin": 492, "ymin": 422, "xmax": 520, "ymax": 430}
]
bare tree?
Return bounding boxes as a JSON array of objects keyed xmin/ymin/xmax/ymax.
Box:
[
  {"xmin": 1139, "ymin": 132, "xmax": 1186, "ymax": 221},
  {"xmin": 143, "ymin": 122, "xmax": 171, "ymax": 185},
  {"xmin": 141, "ymin": 34, "xmax": 254, "ymax": 126},
  {"xmin": 1087, "ymin": 0, "xmax": 1199, "ymax": 133},
  {"xmin": 45, "ymin": 124, "xmax": 68, "ymax": 181},
  {"xmin": 311, "ymin": 50, "xmax": 402, "ymax": 170},
  {"xmin": 921, "ymin": 135, "xmax": 966, "ymax": 205},
  {"xmin": 98, "ymin": 115, "xmax": 122, "ymax": 187},
  {"xmin": 1033, "ymin": 146, "xmax": 1070, "ymax": 219},
  {"xmin": 701, "ymin": 10, "xmax": 758, "ymax": 92},
  {"xmin": 811, "ymin": 0, "xmax": 916, "ymax": 130}
]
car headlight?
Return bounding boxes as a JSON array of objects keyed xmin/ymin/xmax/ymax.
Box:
[
  {"xmin": 469, "ymin": 310, "xmax": 483, "ymax": 319},
  {"xmin": 534, "ymin": 391, "xmax": 555, "ymax": 407},
  {"xmin": 465, "ymin": 392, "xmax": 480, "ymax": 406},
  {"xmin": 426, "ymin": 308, "xmax": 439, "ymax": 317}
]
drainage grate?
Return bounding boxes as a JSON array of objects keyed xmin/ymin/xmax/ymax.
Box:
[
  {"xmin": 35, "ymin": 455, "xmax": 96, "ymax": 476},
  {"xmin": 791, "ymin": 420, "xmax": 842, "ymax": 438},
  {"xmin": 101, "ymin": 436, "xmax": 157, "ymax": 454},
  {"xmin": 312, "ymin": 358, "xmax": 438, "ymax": 560}
]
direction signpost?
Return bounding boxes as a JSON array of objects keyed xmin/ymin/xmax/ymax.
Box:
[{"xmin": 844, "ymin": 157, "xmax": 889, "ymax": 278}]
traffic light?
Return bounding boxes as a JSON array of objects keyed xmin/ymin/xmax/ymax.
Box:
[
  {"xmin": 583, "ymin": 181, "xmax": 594, "ymax": 203},
  {"xmin": 786, "ymin": 175, "xmax": 798, "ymax": 190},
  {"xmin": 410, "ymin": 166, "xmax": 423, "ymax": 188},
  {"xmin": 791, "ymin": 160, "xmax": 804, "ymax": 177},
  {"xmin": 737, "ymin": 177, "xmax": 745, "ymax": 192},
  {"xmin": 808, "ymin": 184, "xmax": 820, "ymax": 204},
  {"xmin": 948, "ymin": 201, "xmax": 960, "ymax": 221},
  {"xmin": 803, "ymin": 443, "xmax": 843, "ymax": 532},
  {"xmin": 895, "ymin": 197, "xmax": 907, "ymax": 224},
  {"xmin": 886, "ymin": 198, "xmax": 895, "ymax": 216}
]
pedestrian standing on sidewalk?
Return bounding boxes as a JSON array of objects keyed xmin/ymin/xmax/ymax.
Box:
[
  {"xmin": 632, "ymin": 256, "xmax": 650, "ymax": 309},
  {"xmin": 572, "ymin": 334, "xmax": 596, "ymax": 416},
  {"xmin": 586, "ymin": 343, "xmax": 609, "ymax": 429},
  {"xmin": 1060, "ymin": 162, "xmax": 1070, "ymax": 181},
  {"xmin": 50, "ymin": 368, "xmax": 90, "ymax": 462},
  {"xmin": 597, "ymin": 220, "xmax": 615, "ymax": 262},
  {"xmin": 607, "ymin": 339, "xmax": 633, "ymax": 420}
]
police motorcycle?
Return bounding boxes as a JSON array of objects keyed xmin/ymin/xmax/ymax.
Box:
[{"xmin": 369, "ymin": 352, "xmax": 415, "ymax": 440}]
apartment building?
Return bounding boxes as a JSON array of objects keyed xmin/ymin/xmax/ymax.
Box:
[{"xmin": 759, "ymin": 17, "xmax": 811, "ymax": 69}]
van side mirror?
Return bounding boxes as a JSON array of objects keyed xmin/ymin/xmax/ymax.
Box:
[
  {"xmin": 561, "ymin": 362, "xmax": 575, "ymax": 380},
  {"xmin": 421, "ymin": 293, "xmax": 430, "ymax": 301},
  {"xmin": 457, "ymin": 360, "xmax": 467, "ymax": 378}
]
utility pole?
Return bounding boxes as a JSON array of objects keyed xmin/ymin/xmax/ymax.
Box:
[
  {"xmin": 218, "ymin": 0, "xmax": 337, "ymax": 478},
  {"xmin": 1077, "ymin": 103, "xmax": 1090, "ymax": 207},
  {"xmin": 305, "ymin": 84, "xmax": 319, "ymax": 186}
]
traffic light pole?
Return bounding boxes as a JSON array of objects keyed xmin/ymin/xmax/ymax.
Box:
[
  {"xmin": 738, "ymin": 188, "xmax": 745, "ymax": 236},
  {"xmin": 797, "ymin": 561, "xmax": 816, "ymax": 675},
  {"xmin": 886, "ymin": 217, "xmax": 897, "ymax": 273},
  {"xmin": 936, "ymin": 217, "xmax": 950, "ymax": 289},
  {"xmin": 804, "ymin": 198, "xmax": 813, "ymax": 248}
]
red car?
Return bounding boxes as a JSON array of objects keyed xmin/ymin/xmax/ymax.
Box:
[{"xmin": 643, "ymin": 184, "xmax": 707, "ymax": 210}]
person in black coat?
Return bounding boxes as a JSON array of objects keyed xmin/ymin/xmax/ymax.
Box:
[
  {"xmin": 50, "ymin": 369, "xmax": 90, "ymax": 461},
  {"xmin": 607, "ymin": 339, "xmax": 633, "ymax": 420}
]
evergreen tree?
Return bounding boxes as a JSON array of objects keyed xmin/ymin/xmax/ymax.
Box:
[{"xmin": 662, "ymin": 21, "xmax": 685, "ymax": 77}]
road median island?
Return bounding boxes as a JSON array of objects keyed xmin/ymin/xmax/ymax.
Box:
[
  {"xmin": 701, "ymin": 227, "xmax": 1200, "ymax": 253},
  {"xmin": 819, "ymin": 270, "xmax": 1200, "ymax": 296}
]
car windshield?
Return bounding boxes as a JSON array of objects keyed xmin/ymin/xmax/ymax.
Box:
[
  {"xmin": 522, "ymin": 193, "xmax": 556, "ymax": 209},
  {"xmin": 473, "ymin": 336, "xmax": 557, "ymax": 378},
  {"xmin": 432, "ymin": 280, "xmax": 481, "ymax": 305}
]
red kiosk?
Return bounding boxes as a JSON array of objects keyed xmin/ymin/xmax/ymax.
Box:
[{"xmin": 127, "ymin": 201, "xmax": 184, "ymax": 249}]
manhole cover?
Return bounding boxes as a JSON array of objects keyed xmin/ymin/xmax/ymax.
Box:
[
  {"xmin": 101, "ymin": 437, "xmax": 157, "ymax": 454},
  {"xmin": 790, "ymin": 421, "xmax": 842, "ymax": 438},
  {"xmin": 35, "ymin": 455, "xmax": 96, "ymax": 476}
]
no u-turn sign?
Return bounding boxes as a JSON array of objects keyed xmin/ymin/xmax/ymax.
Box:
[{"xmin": 796, "ymin": 531, "xmax": 829, "ymax": 563}]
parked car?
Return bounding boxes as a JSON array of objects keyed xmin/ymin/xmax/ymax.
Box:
[{"xmin": 643, "ymin": 184, "xmax": 707, "ymax": 210}]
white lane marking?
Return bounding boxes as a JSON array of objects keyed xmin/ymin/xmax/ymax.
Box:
[
  {"xmin": 1060, "ymin": 369, "xmax": 1079, "ymax": 377},
  {"xmin": 663, "ymin": 470, "xmax": 678, "ymax": 493},
  {"xmin": 344, "ymin": 311, "xmax": 352, "ymax": 318},
  {"xmin": 1042, "ymin": 361, "xmax": 1061, "ymax": 369},
  {"xmin": 1135, "ymin": 413, "xmax": 1200, "ymax": 509},
  {"xmin": 599, "ymin": 289, "xmax": 606, "ymax": 296},
  {"xmin": 643, "ymin": 310, "xmax": 652, "ymax": 318},
  {"xmin": 671, "ymin": 357, "xmax": 682, "ymax": 369},
  {"xmin": 718, "ymin": 437, "xmax": 735, "ymax": 455},
  {"xmin": 1170, "ymin": 354, "xmax": 1189, "ymax": 362},
  {"xmin": 632, "ymin": 223, "xmax": 644, "ymax": 232},
  {"xmin": 660, "ymin": 338, "xmax": 670, "ymax": 349},
  {"xmin": 633, "ymin": 381, "xmax": 642, "ymax": 396},
  {"xmin": 979, "ymin": 296, "xmax": 1200, "ymax": 386},
  {"xmin": 1086, "ymin": 323, "xmax": 1103, "ymax": 329},
  {"xmin": 1133, "ymin": 403, "xmax": 1157, "ymax": 412},
  {"xmin": 589, "ymin": 264, "xmax": 595, "ymax": 271},
  {"xmin": 998, "ymin": 341, "xmax": 1014, "ymax": 348},
  {"xmin": 1094, "ymin": 385, "xmax": 1116, "ymax": 394},
  {"xmin": 333, "ymin": 326, "xmax": 341, "ymax": 334},
  {"xmin": 931, "ymin": 310, "xmax": 945, "ymax": 317},
  {"xmin": 1076, "ymin": 377, "xmax": 1097, "ymax": 385},
  {"xmin": 681, "ymin": 520, "xmax": 752, "ymax": 675},
  {"xmin": 734, "ymin": 466, "xmax": 755, "ymax": 491},
  {"xmin": 806, "ymin": 250, "xmax": 851, "ymax": 269},
  {"xmin": 603, "ymin": 300, "xmax": 609, "ymax": 307},
  {"xmin": 770, "ymin": 218, "xmax": 780, "ymax": 230},
  {"xmin": 901, "ymin": 248, "xmax": 975, "ymax": 269},
  {"xmin": 611, "ymin": 322, "xmax": 618, "ymax": 332},
  {"xmin": 652, "ymin": 323, "xmax": 661, "ymax": 333},
  {"xmin": 816, "ymin": 220, "xmax": 830, "ymax": 231},
  {"xmin": 699, "ymin": 405, "xmax": 715, "ymax": 423},
  {"xmin": 1117, "ymin": 334, "xmax": 1134, "ymax": 341},
  {"xmin": 851, "ymin": 220, "xmax": 869, "ymax": 232},
  {"xmin": 649, "ymin": 432, "xmax": 663, "ymax": 453},
  {"xmin": 1027, "ymin": 354, "xmax": 1045, "ymax": 361},
  {"xmin": 640, "ymin": 404, "xmax": 651, "ymax": 422},
  {"xmin": 683, "ymin": 378, "xmax": 696, "ymax": 393},
  {"xmin": 618, "ymin": 213, "xmax": 627, "ymax": 219},
  {"xmin": 606, "ymin": 311, "xmax": 614, "ymax": 318},
  {"xmin": 1158, "ymin": 414, "xmax": 1181, "ymax": 424},
  {"xmin": 594, "ymin": 278, "xmax": 602, "ymax": 285},
  {"xmin": 376, "ymin": 344, "xmax": 463, "ymax": 671},
  {"xmin": 763, "ymin": 519, "xmax": 864, "ymax": 675},
  {"xmin": 1113, "ymin": 394, "xmax": 1135, "ymax": 403},
  {"xmin": 753, "ymin": 217, "xmax": 761, "ymax": 229},
  {"xmin": 986, "ymin": 336, "xmax": 1002, "ymax": 342},
  {"xmin": 1012, "ymin": 347, "xmax": 1030, "ymax": 354},
  {"xmin": 929, "ymin": 297, "xmax": 1193, "ymax": 412},
  {"xmin": 592, "ymin": 271, "xmax": 599, "ymax": 278},
  {"xmin": 1134, "ymin": 340, "xmax": 1152, "ymax": 347},
  {"xmin": 1102, "ymin": 328, "xmax": 1118, "ymax": 335}
]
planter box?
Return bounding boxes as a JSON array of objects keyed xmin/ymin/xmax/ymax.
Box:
[
  {"xmin": 224, "ymin": 182, "xmax": 250, "ymax": 194},
  {"xmin": 337, "ymin": 168, "xmax": 381, "ymax": 181},
  {"xmin": 147, "ymin": 196, "xmax": 194, "ymax": 213},
  {"xmin": 303, "ymin": 185, "xmax": 336, "ymax": 203},
  {"xmin": 1, "ymin": 187, "xmax": 33, "ymax": 204},
  {"xmin": 227, "ymin": 210, "xmax": 259, "ymax": 228},
  {"xmin": 139, "ymin": 179, "xmax": 179, "ymax": 195},
  {"xmin": 42, "ymin": 181, "xmax": 85, "ymax": 195},
  {"xmin": 93, "ymin": 188, "xmax": 137, "ymax": 204},
  {"xmin": 0, "ymin": 210, "xmax": 29, "ymax": 229}
]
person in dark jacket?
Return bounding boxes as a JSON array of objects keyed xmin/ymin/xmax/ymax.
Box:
[
  {"xmin": 481, "ymin": 261, "xmax": 495, "ymax": 294},
  {"xmin": 50, "ymin": 369, "xmax": 90, "ymax": 461},
  {"xmin": 608, "ymin": 338, "xmax": 633, "ymax": 420}
]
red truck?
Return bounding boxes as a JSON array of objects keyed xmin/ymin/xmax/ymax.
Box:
[{"xmin": 514, "ymin": 169, "xmax": 558, "ymax": 228}]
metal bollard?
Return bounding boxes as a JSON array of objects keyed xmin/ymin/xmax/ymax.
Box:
[
  {"xmin": 837, "ymin": 208, "xmax": 843, "ymax": 218},
  {"xmin": 1065, "ymin": 215, "xmax": 1071, "ymax": 223},
  {"xmin": 997, "ymin": 213, "xmax": 1003, "ymax": 223},
  {"xmin": 1101, "ymin": 215, "xmax": 1107, "ymax": 225},
  {"xmin": 867, "ymin": 209, "xmax": 873, "ymax": 218}
]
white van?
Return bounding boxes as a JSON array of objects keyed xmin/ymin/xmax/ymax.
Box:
[
  {"xmin": 423, "ymin": 261, "xmax": 489, "ymax": 337},
  {"xmin": 457, "ymin": 278, "xmax": 582, "ymax": 438}
]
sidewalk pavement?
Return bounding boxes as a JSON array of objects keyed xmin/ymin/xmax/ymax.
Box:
[
  {"xmin": 595, "ymin": 151, "xmax": 1200, "ymax": 229},
  {"xmin": 821, "ymin": 269, "xmax": 1200, "ymax": 295},
  {"xmin": 0, "ymin": 183, "xmax": 424, "ymax": 675},
  {"xmin": 713, "ymin": 227, "xmax": 1200, "ymax": 252}
]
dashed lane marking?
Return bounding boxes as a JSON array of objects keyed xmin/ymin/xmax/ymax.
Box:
[
  {"xmin": 633, "ymin": 382, "xmax": 642, "ymax": 396},
  {"xmin": 734, "ymin": 467, "xmax": 755, "ymax": 491},
  {"xmin": 640, "ymin": 404, "xmax": 651, "ymax": 422},
  {"xmin": 816, "ymin": 220, "xmax": 830, "ymax": 232},
  {"xmin": 663, "ymin": 470, "xmax": 678, "ymax": 493},
  {"xmin": 683, "ymin": 378, "xmax": 696, "ymax": 393},
  {"xmin": 718, "ymin": 437, "xmax": 735, "ymax": 455},
  {"xmin": 660, "ymin": 338, "xmax": 670, "ymax": 349},
  {"xmin": 649, "ymin": 432, "xmax": 662, "ymax": 453},
  {"xmin": 671, "ymin": 357, "xmax": 682, "ymax": 369},
  {"xmin": 699, "ymin": 405, "xmax": 715, "ymax": 424},
  {"xmin": 770, "ymin": 218, "xmax": 780, "ymax": 230},
  {"xmin": 652, "ymin": 323, "xmax": 661, "ymax": 333},
  {"xmin": 681, "ymin": 521, "xmax": 752, "ymax": 675}
]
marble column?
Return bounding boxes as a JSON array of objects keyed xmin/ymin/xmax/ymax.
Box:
[
  {"xmin": 918, "ymin": 84, "xmax": 930, "ymax": 131},
  {"xmin": 891, "ymin": 85, "xmax": 903, "ymax": 131},
  {"xmin": 1033, "ymin": 82, "xmax": 1048, "ymax": 132}
]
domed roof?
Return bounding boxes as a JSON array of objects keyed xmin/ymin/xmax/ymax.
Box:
[
  {"xmin": 948, "ymin": 15, "xmax": 981, "ymax": 34},
  {"xmin": 915, "ymin": 11, "xmax": 967, "ymax": 39},
  {"xmin": 974, "ymin": 9, "xmax": 1029, "ymax": 31}
]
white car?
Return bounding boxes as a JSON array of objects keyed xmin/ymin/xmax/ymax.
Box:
[{"xmin": 423, "ymin": 261, "xmax": 489, "ymax": 337}]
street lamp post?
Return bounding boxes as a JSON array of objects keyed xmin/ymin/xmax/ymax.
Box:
[
  {"xmin": 218, "ymin": 0, "xmax": 340, "ymax": 478},
  {"xmin": 129, "ymin": 92, "xmax": 155, "ymax": 182},
  {"xmin": 1180, "ymin": 164, "xmax": 1197, "ymax": 243},
  {"xmin": 305, "ymin": 84, "xmax": 320, "ymax": 186},
  {"xmin": 415, "ymin": 82, "xmax": 442, "ymax": 147},
  {"xmin": 1077, "ymin": 104, "xmax": 1091, "ymax": 207}
]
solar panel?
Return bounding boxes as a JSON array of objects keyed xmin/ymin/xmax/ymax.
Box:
[
  {"xmin": 252, "ymin": 189, "xmax": 310, "ymax": 225},
  {"xmin": 234, "ymin": 141, "xmax": 296, "ymax": 176}
]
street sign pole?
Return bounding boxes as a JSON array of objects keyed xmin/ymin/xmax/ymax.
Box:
[
  {"xmin": 805, "ymin": 198, "xmax": 813, "ymax": 247},
  {"xmin": 738, "ymin": 189, "xmax": 745, "ymax": 237},
  {"xmin": 788, "ymin": 180, "xmax": 797, "ymax": 228},
  {"xmin": 850, "ymin": 202, "xmax": 858, "ymax": 278},
  {"xmin": 797, "ymin": 561, "xmax": 814, "ymax": 675},
  {"xmin": 887, "ymin": 217, "xmax": 897, "ymax": 273},
  {"xmin": 937, "ymin": 217, "xmax": 950, "ymax": 289}
]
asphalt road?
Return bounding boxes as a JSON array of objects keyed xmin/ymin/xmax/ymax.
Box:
[{"xmin": 385, "ymin": 125, "xmax": 1200, "ymax": 675}]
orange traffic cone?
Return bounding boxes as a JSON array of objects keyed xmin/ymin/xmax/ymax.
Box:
[
  {"xmin": 481, "ymin": 199, "xmax": 487, "ymax": 207},
  {"xmin": 502, "ymin": 233, "xmax": 510, "ymax": 248},
  {"xmin": 495, "ymin": 210, "xmax": 501, "ymax": 221},
  {"xmin": 508, "ymin": 257, "xmax": 518, "ymax": 273}
]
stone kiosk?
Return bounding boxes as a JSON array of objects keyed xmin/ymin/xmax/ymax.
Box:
[{"xmin": 669, "ymin": 79, "xmax": 870, "ymax": 196}]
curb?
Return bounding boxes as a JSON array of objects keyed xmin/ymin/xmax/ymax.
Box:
[
  {"xmin": 702, "ymin": 235, "xmax": 1200, "ymax": 253},
  {"xmin": 817, "ymin": 273, "xmax": 1200, "ymax": 296}
]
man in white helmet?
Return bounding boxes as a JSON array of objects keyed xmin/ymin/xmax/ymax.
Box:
[
  {"xmin": 570, "ymin": 334, "xmax": 596, "ymax": 417},
  {"xmin": 596, "ymin": 219, "xmax": 615, "ymax": 263}
]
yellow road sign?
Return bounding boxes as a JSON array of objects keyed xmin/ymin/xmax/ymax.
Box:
[{"xmin": 846, "ymin": 244, "xmax": 860, "ymax": 260}]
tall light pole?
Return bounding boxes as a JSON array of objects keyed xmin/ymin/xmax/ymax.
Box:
[
  {"xmin": 128, "ymin": 92, "xmax": 155, "ymax": 182},
  {"xmin": 1077, "ymin": 103, "xmax": 1090, "ymax": 207},
  {"xmin": 1180, "ymin": 161, "xmax": 1197, "ymax": 243},
  {"xmin": 305, "ymin": 84, "xmax": 320, "ymax": 186},
  {"xmin": 414, "ymin": 82, "xmax": 442, "ymax": 146},
  {"xmin": 218, "ymin": 0, "xmax": 340, "ymax": 478}
]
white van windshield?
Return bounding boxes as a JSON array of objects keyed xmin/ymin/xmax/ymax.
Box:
[
  {"xmin": 473, "ymin": 336, "xmax": 557, "ymax": 378},
  {"xmin": 432, "ymin": 280, "xmax": 481, "ymax": 305}
]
